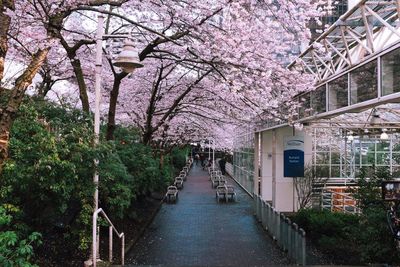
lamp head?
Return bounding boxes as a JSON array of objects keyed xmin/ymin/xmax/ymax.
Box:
[
  {"xmin": 380, "ymin": 128, "xmax": 389, "ymax": 140},
  {"xmin": 347, "ymin": 130, "xmax": 354, "ymax": 141},
  {"xmin": 113, "ymin": 39, "xmax": 143, "ymax": 73}
]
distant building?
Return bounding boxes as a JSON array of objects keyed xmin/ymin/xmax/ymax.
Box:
[{"xmin": 310, "ymin": 0, "xmax": 349, "ymax": 42}]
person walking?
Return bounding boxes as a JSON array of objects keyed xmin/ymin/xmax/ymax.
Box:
[
  {"xmin": 200, "ymin": 153, "xmax": 205, "ymax": 168},
  {"xmin": 219, "ymin": 157, "xmax": 226, "ymax": 175}
]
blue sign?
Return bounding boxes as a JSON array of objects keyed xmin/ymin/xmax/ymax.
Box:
[{"xmin": 284, "ymin": 136, "xmax": 304, "ymax": 177}]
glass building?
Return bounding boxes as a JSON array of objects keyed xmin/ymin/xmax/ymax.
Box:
[
  {"xmin": 310, "ymin": 0, "xmax": 348, "ymax": 41},
  {"xmin": 232, "ymin": 126, "xmax": 255, "ymax": 194}
]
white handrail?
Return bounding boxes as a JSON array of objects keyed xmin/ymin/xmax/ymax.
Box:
[{"xmin": 93, "ymin": 208, "xmax": 125, "ymax": 267}]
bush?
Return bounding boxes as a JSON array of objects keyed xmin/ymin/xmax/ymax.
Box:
[
  {"xmin": 293, "ymin": 209, "xmax": 360, "ymax": 264},
  {"xmin": 293, "ymin": 166, "xmax": 400, "ymax": 265},
  {"xmin": 0, "ymin": 98, "xmax": 191, "ymax": 263},
  {"xmin": 0, "ymin": 205, "xmax": 42, "ymax": 267},
  {"xmin": 351, "ymin": 167, "xmax": 399, "ymax": 264}
]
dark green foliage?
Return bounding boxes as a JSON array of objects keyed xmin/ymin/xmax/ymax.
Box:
[
  {"xmin": 351, "ymin": 166, "xmax": 398, "ymax": 264},
  {"xmin": 0, "ymin": 98, "xmax": 188, "ymax": 263},
  {"xmin": 293, "ymin": 209, "xmax": 360, "ymax": 264},
  {"xmin": 171, "ymin": 147, "xmax": 188, "ymax": 172},
  {"xmin": 293, "ymin": 166, "xmax": 400, "ymax": 265},
  {"xmin": 113, "ymin": 127, "xmax": 164, "ymax": 194},
  {"xmin": 0, "ymin": 205, "xmax": 42, "ymax": 267}
]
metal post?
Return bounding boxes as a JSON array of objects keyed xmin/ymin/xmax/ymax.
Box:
[
  {"xmin": 261, "ymin": 201, "xmax": 266, "ymax": 228},
  {"xmin": 121, "ymin": 234, "xmax": 125, "ymax": 266},
  {"xmin": 280, "ymin": 213, "xmax": 286, "ymax": 250},
  {"xmin": 275, "ymin": 209, "xmax": 280, "ymax": 242},
  {"xmin": 286, "ymin": 218, "xmax": 292, "ymax": 260},
  {"xmin": 92, "ymin": 212, "xmax": 98, "ymax": 267},
  {"xmin": 109, "ymin": 226, "xmax": 113, "ymax": 262},
  {"xmin": 92, "ymin": 13, "xmax": 105, "ymax": 264},
  {"xmin": 299, "ymin": 228, "xmax": 306, "ymax": 266},
  {"xmin": 267, "ymin": 204, "xmax": 271, "ymax": 231},
  {"xmin": 293, "ymin": 223, "xmax": 299, "ymax": 264}
]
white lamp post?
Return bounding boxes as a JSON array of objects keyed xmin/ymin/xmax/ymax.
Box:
[{"xmin": 92, "ymin": 13, "xmax": 143, "ymax": 266}]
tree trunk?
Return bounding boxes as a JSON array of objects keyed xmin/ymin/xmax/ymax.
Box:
[
  {"xmin": 0, "ymin": 0, "xmax": 14, "ymax": 82},
  {"xmin": 142, "ymin": 131, "xmax": 153, "ymax": 146},
  {"xmin": 0, "ymin": 48, "xmax": 49, "ymax": 173},
  {"xmin": 106, "ymin": 72, "xmax": 127, "ymax": 140},
  {"xmin": 70, "ymin": 58, "xmax": 90, "ymax": 113}
]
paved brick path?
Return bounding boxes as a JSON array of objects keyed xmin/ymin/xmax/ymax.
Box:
[{"xmin": 125, "ymin": 164, "xmax": 291, "ymax": 266}]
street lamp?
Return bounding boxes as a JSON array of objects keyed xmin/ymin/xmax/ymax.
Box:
[{"xmin": 92, "ymin": 13, "xmax": 143, "ymax": 266}]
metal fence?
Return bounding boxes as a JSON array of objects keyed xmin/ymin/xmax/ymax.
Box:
[{"xmin": 254, "ymin": 194, "xmax": 306, "ymax": 265}]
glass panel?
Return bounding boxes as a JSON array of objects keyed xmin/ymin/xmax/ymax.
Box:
[
  {"xmin": 392, "ymin": 153, "xmax": 400, "ymax": 165},
  {"xmin": 392, "ymin": 166, "xmax": 400, "ymax": 178},
  {"xmin": 350, "ymin": 60, "xmax": 377, "ymax": 104},
  {"xmin": 316, "ymin": 152, "xmax": 329, "ymax": 164},
  {"xmin": 376, "ymin": 152, "xmax": 390, "ymax": 165},
  {"xmin": 355, "ymin": 152, "xmax": 361, "ymax": 166},
  {"xmin": 311, "ymin": 86, "xmax": 327, "ymax": 114},
  {"xmin": 328, "ymin": 74, "xmax": 348, "ymax": 110},
  {"xmin": 315, "ymin": 165, "xmax": 330, "ymax": 177},
  {"xmin": 393, "ymin": 143, "xmax": 400, "ymax": 152},
  {"xmin": 331, "ymin": 152, "xmax": 340, "ymax": 164},
  {"xmin": 361, "ymin": 152, "xmax": 375, "ymax": 165},
  {"xmin": 315, "ymin": 143, "xmax": 329, "ymax": 151},
  {"xmin": 382, "ymin": 47, "xmax": 400, "ymax": 96},
  {"xmin": 299, "ymin": 93, "xmax": 311, "ymax": 118},
  {"xmin": 331, "ymin": 166, "xmax": 340, "ymax": 178},
  {"xmin": 377, "ymin": 141, "xmax": 390, "ymax": 151}
]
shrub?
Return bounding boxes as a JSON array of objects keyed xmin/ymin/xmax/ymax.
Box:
[
  {"xmin": 0, "ymin": 98, "xmax": 192, "ymax": 262},
  {"xmin": 293, "ymin": 209, "xmax": 360, "ymax": 264},
  {"xmin": 0, "ymin": 205, "xmax": 42, "ymax": 267},
  {"xmin": 293, "ymin": 166, "xmax": 400, "ymax": 265}
]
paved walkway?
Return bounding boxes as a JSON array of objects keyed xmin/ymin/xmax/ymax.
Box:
[{"xmin": 126, "ymin": 164, "xmax": 291, "ymax": 266}]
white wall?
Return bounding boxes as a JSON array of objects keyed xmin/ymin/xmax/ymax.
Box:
[{"xmin": 259, "ymin": 126, "xmax": 313, "ymax": 212}]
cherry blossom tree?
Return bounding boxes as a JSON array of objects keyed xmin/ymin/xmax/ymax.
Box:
[
  {"xmin": 1, "ymin": 0, "xmax": 324, "ymax": 172},
  {"xmin": 0, "ymin": 0, "xmax": 50, "ymax": 173}
]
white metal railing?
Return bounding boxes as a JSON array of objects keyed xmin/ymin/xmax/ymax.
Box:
[
  {"xmin": 93, "ymin": 208, "xmax": 125, "ymax": 267},
  {"xmin": 321, "ymin": 189, "xmax": 360, "ymax": 214},
  {"xmin": 254, "ymin": 194, "xmax": 306, "ymax": 265}
]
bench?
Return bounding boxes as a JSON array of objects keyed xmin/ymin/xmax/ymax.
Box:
[
  {"xmin": 216, "ymin": 185, "xmax": 227, "ymax": 203},
  {"xmin": 225, "ymin": 185, "xmax": 237, "ymax": 202},
  {"xmin": 165, "ymin": 186, "xmax": 178, "ymax": 203},
  {"xmin": 215, "ymin": 185, "xmax": 236, "ymax": 203},
  {"xmin": 211, "ymin": 176, "xmax": 226, "ymax": 188},
  {"xmin": 174, "ymin": 177, "xmax": 184, "ymax": 189},
  {"xmin": 180, "ymin": 170, "xmax": 187, "ymax": 181}
]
